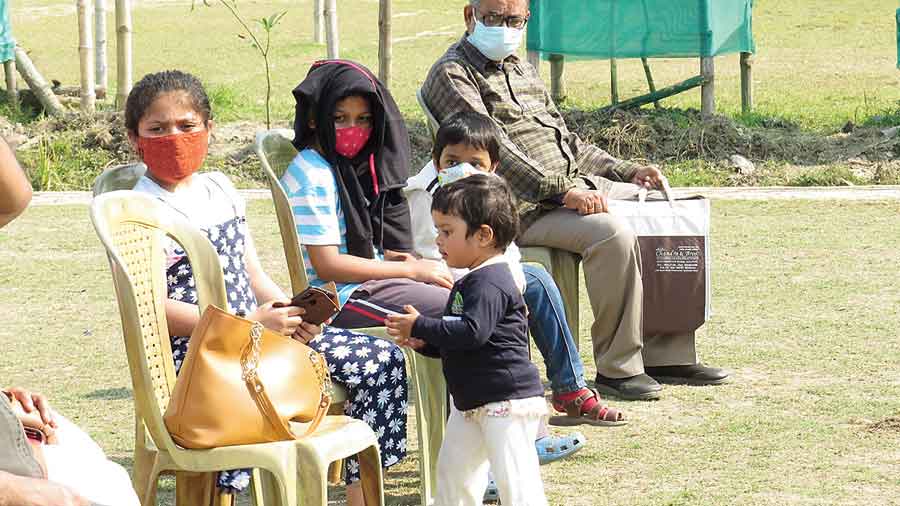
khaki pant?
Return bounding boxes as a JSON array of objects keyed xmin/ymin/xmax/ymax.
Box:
[{"xmin": 519, "ymin": 183, "xmax": 697, "ymax": 378}]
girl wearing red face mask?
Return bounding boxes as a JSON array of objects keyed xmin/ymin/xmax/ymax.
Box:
[
  {"xmin": 125, "ymin": 70, "xmax": 409, "ymax": 506},
  {"xmin": 284, "ymin": 61, "xmax": 452, "ymax": 330}
]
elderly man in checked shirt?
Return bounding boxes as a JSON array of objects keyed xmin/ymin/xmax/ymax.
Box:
[{"xmin": 421, "ymin": 0, "xmax": 729, "ymax": 400}]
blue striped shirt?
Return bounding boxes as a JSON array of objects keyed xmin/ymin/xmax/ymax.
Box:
[{"xmin": 281, "ymin": 149, "xmax": 379, "ymax": 304}]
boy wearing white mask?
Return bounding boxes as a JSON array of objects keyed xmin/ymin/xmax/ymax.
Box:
[{"xmin": 407, "ymin": 112, "xmax": 624, "ymax": 428}]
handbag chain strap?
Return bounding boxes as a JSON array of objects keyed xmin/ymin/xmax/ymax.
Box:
[
  {"xmin": 240, "ymin": 322, "xmax": 265, "ymax": 389},
  {"xmin": 309, "ymin": 350, "xmax": 333, "ymax": 407}
]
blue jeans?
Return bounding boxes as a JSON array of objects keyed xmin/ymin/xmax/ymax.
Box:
[{"xmin": 522, "ymin": 264, "xmax": 587, "ymax": 396}]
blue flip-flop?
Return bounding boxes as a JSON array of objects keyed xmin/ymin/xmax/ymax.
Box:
[{"xmin": 535, "ymin": 432, "xmax": 586, "ymax": 465}]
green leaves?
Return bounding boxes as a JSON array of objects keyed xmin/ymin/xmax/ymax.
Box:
[{"xmin": 259, "ymin": 11, "xmax": 287, "ymax": 33}]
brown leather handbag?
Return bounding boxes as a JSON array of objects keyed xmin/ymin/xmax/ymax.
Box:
[{"xmin": 163, "ymin": 305, "xmax": 332, "ymax": 449}]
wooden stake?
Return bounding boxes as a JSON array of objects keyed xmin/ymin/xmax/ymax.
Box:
[
  {"xmin": 94, "ymin": 0, "xmax": 108, "ymax": 97},
  {"xmin": 610, "ymin": 58, "xmax": 619, "ymax": 105},
  {"xmin": 313, "ymin": 0, "xmax": 325, "ymax": 44},
  {"xmin": 14, "ymin": 47, "xmax": 65, "ymax": 116},
  {"xmin": 378, "ymin": 0, "xmax": 391, "ymax": 87},
  {"xmin": 700, "ymin": 56, "xmax": 715, "ymax": 118},
  {"xmin": 549, "ymin": 53, "xmax": 565, "ymax": 102},
  {"xmin": 324, "ymin": 0, "xmax": 339, "ymax": 59},
  {"xmin": 3, "ymin": 60, "xmax": 16, "ymax": 110},
  {"xmin": 115, "ymin": 0, "xmax": 133, "ymax": 109},
  {"xmin": 603, "ymin": 74, "xmax": 706, "ymax": 112},
  {"xmin": 77, "ymin": 0, "xmax": 96, "ymax": 113},
  {"xmin": 740, "ymin": 51, "xmax": 753, "ymax": 114},
  {"xmin": 640, "ymin": 57, "xmax": 659, "ymax": 109}
]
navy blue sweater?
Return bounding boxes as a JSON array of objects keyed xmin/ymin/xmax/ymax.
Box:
[{"xmin": 411, "ymin": 262, "xmax": 544, "ymax": 411}]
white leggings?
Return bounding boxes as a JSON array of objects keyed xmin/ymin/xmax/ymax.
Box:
[{"xmin": 435, "ymin": 404, "xmax": 548, "ymax": 506}]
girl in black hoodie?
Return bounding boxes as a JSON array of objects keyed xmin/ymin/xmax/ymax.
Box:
[{"xmin": 283, "ymin": 60, "xmax": 452, "ymax": 329}]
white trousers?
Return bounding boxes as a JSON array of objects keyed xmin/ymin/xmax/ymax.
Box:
[
  {"xmin": 434, "ymin": 404, "xmax": 548, "ymax": 506},
  {"xmin": 43, "ymin": 412, "xmax": 140, "ymax": 506}
]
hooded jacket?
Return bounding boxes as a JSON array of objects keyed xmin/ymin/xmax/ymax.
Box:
[{"xmin": 292, "ymin": 60, "xmax": 413, "ymax": 258}]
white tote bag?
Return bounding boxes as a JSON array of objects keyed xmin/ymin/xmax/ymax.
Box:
[{"xmin": 608, "ymin": 184, "xmax": 711, "ymax": 337}]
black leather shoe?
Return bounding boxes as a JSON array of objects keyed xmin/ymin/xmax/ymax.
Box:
[
  {"xmin": 644, "ymin": 364, "xmax": 731, "ymax": 386},
  {"xmin": 594, "ymin": 373, "xmax": 662, "ymax": 401}
]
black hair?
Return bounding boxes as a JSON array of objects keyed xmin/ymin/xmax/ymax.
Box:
[
  {"xmin": 124, "ymin": 70, "xmax": 212, "ymax": 132},
  {"xmin": 431, "ymin": 174, "xmax": 519, "ymax": 251},
  {"xmin": 432, "ymin": 111, "xmax": 500, "ymax": 165}
]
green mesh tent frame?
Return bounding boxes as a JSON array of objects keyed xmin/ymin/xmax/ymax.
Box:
[
  {"xmin": 525, "ymin": 0, "xmax": 755, "ymax": 116},
  {"xmin": 896, "ymin": 7, "xmax": 899, "ymax": 69},
  {"xmin": 1, "ymin": 0, "xmax": 16, "ymax": 108}
]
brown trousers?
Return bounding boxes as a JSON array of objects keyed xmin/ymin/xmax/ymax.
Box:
[{"xmin": 519, "ymin": 183, "xmax": 698, "ymax": 378}]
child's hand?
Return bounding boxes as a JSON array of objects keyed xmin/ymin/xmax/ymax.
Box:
[
  {"xmin": 385, "ymin": 305, "xmax": 420, "ymax": 340},
  {"xmin": 396, "ymin": 336, "xmax": 428, "ymax": 350}
]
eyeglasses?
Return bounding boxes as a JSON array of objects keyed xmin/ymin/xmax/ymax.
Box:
[{"xmin": 478, "ymin": 12, "xmax": 529, "ymax": 29}]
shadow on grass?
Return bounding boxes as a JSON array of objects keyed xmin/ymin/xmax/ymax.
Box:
[{"xmin": 84, "ymin": 387, "xmax": 132, "ymax": 401}]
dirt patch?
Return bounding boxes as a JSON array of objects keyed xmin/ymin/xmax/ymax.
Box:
[
  {"xmin": 563, "ymin": 107, "xmax": 900, "ymax": 183},
  {"xmin": 865, "ymin": 416, "xmax": 900, "ymax": 434},
  {"xmin": 6, "ymin": 106, "xmax": 900, "ymax": 191}
]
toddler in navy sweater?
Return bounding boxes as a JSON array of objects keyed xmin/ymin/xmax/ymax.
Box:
[{"xmin": 386, "ymin": 175, "xmax": 548, "ymax": 506}]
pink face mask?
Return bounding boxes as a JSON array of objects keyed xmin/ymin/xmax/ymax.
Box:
[{"xmin": 334, "ymin": 125, "xmax": 372, "ymax": 159}]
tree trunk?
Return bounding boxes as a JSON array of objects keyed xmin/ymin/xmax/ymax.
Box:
[
  {"xmin": 378, "ymin": 0, "xmax": 391, "ymax": 87},
  {"xmin": 3, "ymin": 60, "xmax": 16, "ymax": 110},
  {"xmin": 77, "ymin": 0, "xmax": 96, "ymax": 113},
  {"xmin": 94, "ymin": 0, "xmax": 108, "ymax": 97},
  {"xmin": 313, "ymin": 0, "xmax": 325, "ymax": 44},
  {"xmin": 549, "ymin": 54, "xmax": 565, "ymax": 102},
  {"xmin": 115, "ymin": 0, "xmax": 133, "ymax": 109},
  {"xmin": 324, "ymin": 0, "xmax": 338, "ymax": 59},
  {"xmin": 14, "ymin": 47, "xmax": 65, "ymax": 116}
]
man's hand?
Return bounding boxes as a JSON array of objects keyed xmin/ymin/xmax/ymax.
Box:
[
  {"xmin": 562, "ymin": 188, "xmax": 609, "ymax": 216},
  {"xmin": 631, "ymin": 165, "xmax": 665, "ymax": 190},
  {"xmin": 2, "ymin": 387, "xmax": 55, "ymax": 429},
  {"xmin": 385, "ymin": 305, "xmax": 420, "ymax": 341}
]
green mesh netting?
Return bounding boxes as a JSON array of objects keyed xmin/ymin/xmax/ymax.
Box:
[
  {"xmin": 527, "ymin": 0, "xmax": 755, "ymax": 59},
  {"xmin": 0, "ymin": 0, "xmax": 14, "ymax": 63}
]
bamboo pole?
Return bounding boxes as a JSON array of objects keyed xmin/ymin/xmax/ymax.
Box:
[
  {"xmin": 549, "ymin": 53, "xmax": 565, "ymax": 102},
  {"xmin": 313, "ymin": 0, "xmax": 325, "ymax": 44},
  {"xmin": 94, "ymin": 0, "xmax": 108, "ymax": 97},
  {"xmin": 3, "ymin": 60, "xmax": 16, "ymax": 110},
  {"xmin": 603, "ymin": 74, "xmax": 706, "ymax": 112},
  {"xmin": 640, "ymin": 57, "xmax": 660, "ymax": 109},
  {"xmin": 740, "ymin": 51, "xmax": 753, "ymax": 114},
  {"xmin": 610, "ymin": 58, "xmax": 619, "ymax": 105},
  {"xmin": 77, "ymin": 0, "xmax": 96, "ymax": 113},
  {"xmin": 115, "ymin": 0, "xmax": 133, "ymax": 109},
  {"xmin": 700, "ymin": 56, "xmax": 715, "ymax": 118},
  {"xmin": 14, "ymin": 47, "xmax": 65, "ymax": 116},
  {"xmin": 378, "ymin": 0, "xmax": 391, "ymax": 87},
  {"xmin": 324, "ymin": 0, "xmax": 339, "ymax": 59}
]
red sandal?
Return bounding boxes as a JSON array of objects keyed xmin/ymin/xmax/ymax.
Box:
[{"xmin": 549, "ymin": 388, "xmax": 627, "ymax": 427}]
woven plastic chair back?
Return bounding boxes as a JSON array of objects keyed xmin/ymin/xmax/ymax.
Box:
[{"xmin": 91, "ymin": 190, "xmax": 230, "ymax": 450}]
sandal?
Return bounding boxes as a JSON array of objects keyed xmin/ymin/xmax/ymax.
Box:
[
  {"xmin": 483, "ymin": 476, "xmax": 500, "ymax": 503},
  {"xmin": 549, "ymin": 388, "xmax": 627, "ymax": 427},
  {"xmin": 535, "ymin": 432, "xmax": 585, "ymax": 465}
]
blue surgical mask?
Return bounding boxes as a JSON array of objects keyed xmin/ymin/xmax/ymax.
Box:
[
  {"xmin": 437, "ymin": 162, "xmax": 483, "ymax": 187},
  {"xmin": 467, "ymin": 20, "xmax": 524, "ymax": 62}
]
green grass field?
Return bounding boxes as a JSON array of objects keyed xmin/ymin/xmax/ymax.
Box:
[
  {"xmin": 7, "ymin": 0, "xmax": 900, "ymax": 130},
  {"xmin": 3, "ymin": 2, "xmax": 900, "ymax": 505},
  {"xmin": 2, "ymin": 199, "xmax": 899, "ymax": 505}
]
